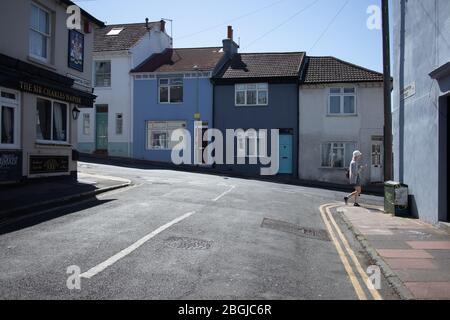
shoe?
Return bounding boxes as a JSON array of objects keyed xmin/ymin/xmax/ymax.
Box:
[
  {"xmin": 354, "ymin": 203, "xmax": 361, "ymax": 207},
  {"xmin": 344, "ymin": 197, "xmax": 349, "ymax": 205}
]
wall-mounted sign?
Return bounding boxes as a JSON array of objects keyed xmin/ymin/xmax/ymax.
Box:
[
  {"xmin": 29, "ymin": 155, "xmax": 69, "ymax": 175},
  {"xmin": 68, "ymin": 30, "xmax": 84, "ymax": 72},
  {"xmin": 19, "ymin": 81, "xmax": 82, "ymax": 105},
  {"xmin": 0, "ymin": 150, "xmax": 22, "ymax": 182},
  {"xmin": 66, "ymin": 73, "xmax": 91, "ymax": 91},
  {"xmin": 401, "ymin": 82, "xmax": 416, "ymax": 101}
]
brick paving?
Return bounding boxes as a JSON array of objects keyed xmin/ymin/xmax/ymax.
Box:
[{"xmin": 341, "ymin": 205, "xmax": 450, "ymax": 300}]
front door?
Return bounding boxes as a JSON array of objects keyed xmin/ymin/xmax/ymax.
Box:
[
  {"xmin": 96, "ymin": 106, "xmax": 108, "ymax": 151},
  {"xmin": 371, "ymin": 137, "xmax": 384, "ymax": 183},
  {"xmin": 279, "ymin": 134, "xmax": 293, "ymax": 174}
]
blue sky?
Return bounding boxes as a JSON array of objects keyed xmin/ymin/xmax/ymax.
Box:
[{"xmin": 74, "ymin": 0, "xmax": 392, "ymax": 72}]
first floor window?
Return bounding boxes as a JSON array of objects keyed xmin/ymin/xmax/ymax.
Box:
[
  {"xmin": 235, "ymin": 83, "xmax": 268, "ymax": 106},
  {"xmin": 147, "ymin": 121, "xmax": 186, "ymax": 150},
  {"xmin": 83, "ymin": 113, "xmax": 90, "ymax": 135},
  {"xmin": 321, "ymin": 142, "xmax": 356, "ymax": 168},
  {"xmin": 159, "ymin": 78, "xmax": 183, "ymax": 104},
  {"xmin": 116, "ymin": 113, "xmax": 123, "ymax": 135},
  {"xmin": 36, "ymin": 98, "xmax": 68, "ymax": 142},
  {"xmin": 0, "ymin": 89, "xmax": 19, "ymax": 147},
  {"xmin": 328, "ymin": 87, "xmax": 356, "ymax": 115},
  {"xmin": 95, "ymin": 61, "xmax": 111, "ymax": 87},
  {"xmin": 30, "ymin": 3, "xmax": 51, "ymax": 61}
]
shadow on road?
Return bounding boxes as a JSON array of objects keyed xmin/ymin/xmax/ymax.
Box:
[{"xmin": 0, "ymin": 197, "xmax": 115, "ymax": 235}]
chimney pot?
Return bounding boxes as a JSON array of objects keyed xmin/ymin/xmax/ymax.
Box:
[{"xmin": 227, "ymin": 26, "xmax": 233, "ymax": 41}]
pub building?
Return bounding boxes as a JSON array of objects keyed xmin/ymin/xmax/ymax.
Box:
[{"xmin": 0, "ymin": 0, "xmax": 104, "ymax": 184}]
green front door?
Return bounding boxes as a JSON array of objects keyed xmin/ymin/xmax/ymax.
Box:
[{"xmin": 96, "ymin": 112, "xmax": 108, "ymax": 151}]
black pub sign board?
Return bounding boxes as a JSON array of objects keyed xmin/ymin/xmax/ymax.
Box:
[
  {"xmin": 0, "ymin": 150, "xmax": 22, "ymax": 182},
  {"xmin": 29, "ymin": 155, "xmax": 69, "ymax": 175}
]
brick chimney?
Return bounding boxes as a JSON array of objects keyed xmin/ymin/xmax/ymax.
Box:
[{"xmin": 223, "ymin": 25, "xmax": 239, "ymax": 57}]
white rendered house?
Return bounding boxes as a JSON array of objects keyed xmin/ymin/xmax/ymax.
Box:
[
  {"xmin": 77, "ymin": 20, "xmax": 172, "ymax": 157},
  {"xmin": 298, "ymin": 56, "xmax": 385, "ymax": 186}
]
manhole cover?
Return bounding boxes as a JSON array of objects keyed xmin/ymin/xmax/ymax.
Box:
[
  {"xmin": 164, "ymin": 237, "xmax": 212, "ymax": 250},
  {"xmin": 261, "ymin": 218, "xmax": 330, "ymax": 242}
]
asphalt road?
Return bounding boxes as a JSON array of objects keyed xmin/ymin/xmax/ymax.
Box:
[{"xmin": 0, "ymin": 162, "xmax": 398, "ymax": 300}]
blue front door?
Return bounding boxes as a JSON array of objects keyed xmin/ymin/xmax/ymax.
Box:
[{"xmin": 279, "ymin": 134, "xmax": 293, "ymax": 174}]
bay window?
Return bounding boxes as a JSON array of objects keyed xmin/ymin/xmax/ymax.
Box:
[
  {"xmin": 159, "ymin": 78, "xmax": 183, "ymax": 104},
  {"xmin": 235, "ymin": 83, "xmax": 268, "ymax": 106},
  {"xmin": 321, "ymin": 142, "xmax": 357, "ymax": 168},
  {"xmin": 36, "ymin": 98, "xmax": 68, "ymax": 143},
  {"xmin": 328, "ymin": 87, "xmax": 356, "ymax": 115},
  {"xmin": 0, "ymin": 88, "xmax": 20, "ymax": 149},
  {"xmin": 30, "ymin": 3, "xmax": 51, "ymax": 62}
]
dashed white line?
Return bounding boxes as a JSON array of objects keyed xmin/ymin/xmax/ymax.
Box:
[
  {"xmin": 212, "ymin": 185, "xmax": 236, "ymax": 202},
  {"xmin": 80, "ymin": 211, "xmax": 196, "ymax": 279}
]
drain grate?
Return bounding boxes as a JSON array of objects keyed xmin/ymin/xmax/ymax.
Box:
[
  {"xmin": 261, "ymin": 218, "xmax": 330, "ymax": 242},
  {"xmin": 164, "ymin": 236, "xmax": 213, "ymax": 250}
]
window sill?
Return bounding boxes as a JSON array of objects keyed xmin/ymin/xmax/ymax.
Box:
[
  {"xmin": 319, "ymin": 167, "xmax": 347, "ymax": 170},
  {"xmin": 27, "ymin": 55, "xmax": 56, "ymax": 70},
  {"xmin": 0, "ymin": 145, "xmax": 21, "ymax": 150},
  {"xmin": 36, "ymin": 141, "xmax": 72, "ymax": 147},
  {"xmin": 235, "ymin": 104, "xmax": 269, "ymax": 107},
  {"xmin": 326, "ymin": 114, "xmax": 358, "ymax": 118},
  {"xmin": 158, "ymin": 102, "xmax": 184, "ymax": 105},
  {"xmin": 94, "ymin": 86, "xmax": 112, "ymax": 90}
]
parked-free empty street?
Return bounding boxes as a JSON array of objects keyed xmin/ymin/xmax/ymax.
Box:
[{"xmin": 0, "ymin": 162, "xmax": 398, "ymax": 300}]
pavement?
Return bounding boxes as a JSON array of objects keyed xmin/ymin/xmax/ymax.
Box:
[
  {"xmin": 0, "ymin": 161, "xmax": 399, "ymax": 300},
  {"xmin": 337, "ymin": 205, "xmax": 450, "ymax": 300},
  {"xmin": 0, "ymin": 170, "xmax": 131, "ymax": 225}
]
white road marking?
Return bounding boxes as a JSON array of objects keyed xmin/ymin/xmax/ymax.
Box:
[
  {"xmin": 212, "ymin": 185, "xmax": 236, "ymax": 202},
  {"xmin": 80, "ymin": 211, "xmax": 196, "ymax": 279}
]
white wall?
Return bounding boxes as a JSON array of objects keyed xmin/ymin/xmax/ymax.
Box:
[
  {"xmin": 78, "ymin": 28, "xmax": 172, "ymax": 156},
  {"xmin": 298, "ymin": 83, "xmax": 384, "ymax": 185}
]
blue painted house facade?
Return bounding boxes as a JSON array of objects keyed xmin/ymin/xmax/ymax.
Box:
[
  {"xmin": 212, "ymin": 52, "xmax": 305, "ymax": 177},
  {"xmin": 131, "ymin": 46, "xmax": 230, "ymax": 163}
]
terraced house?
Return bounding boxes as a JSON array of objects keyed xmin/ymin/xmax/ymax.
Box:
[
  {"xmin": 298, "ymin": 56, "xmax": 385, "ymax": 185},
  {"xmin": 77, "ymin": 19, "xmax": 171, "ymax": 157},
  {"xmin": 130, "ymin": 28, "xmax": 236, "ymax": 164}
]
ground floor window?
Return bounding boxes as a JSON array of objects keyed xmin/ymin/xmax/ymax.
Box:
[
  {"xmin": 36, "ymin": 98, "xmax": 68, "ymax": 143},
  {"xmin": 321, "ymin": 142, "xmax": 356, "ymax": 168},
  {"xmin": 236, "ymin": 130, "xmax": 267, "ymax": 158},
  {"xmin": 146, "ymin": 121, "xmax": 186, "ymax": 150},
  {"xmin": 0, "ymin": 88, "xmax": 19, "ymax": 148}
]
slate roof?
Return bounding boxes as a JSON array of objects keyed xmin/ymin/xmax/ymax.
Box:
[
  {"xmin": 94, "ymin": 22, "xmax": 161, "ymax": 52},
  {"xmin": 302, "ymin": 56, "xmax": 384, "ymax": 84},
  {"xmin": 217, "ymin": 52, "xmax": 306, "ymax": 80},
  {"xmin": 131, "ymin": 47, "xmax": 225, "ymax": 73}
]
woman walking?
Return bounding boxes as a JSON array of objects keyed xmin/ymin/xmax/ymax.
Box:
[{"xmin": 345, "ymin": 150, "xmax": 365, "ymax": 207}]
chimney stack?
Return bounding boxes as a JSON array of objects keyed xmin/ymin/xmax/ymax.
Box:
[
  {"xmin": 227, "ymin": 26, "xmax": 233, "ymax": 41},
  {"xmin": 160, "ymin": 19, "xmax": 166, "ymax": 33},
  {"xmin": 145, "ymin": 18, "xmax": 149, "ymax": 30},
  {"xmin": 223, "ymin": 26, "xmax": 239, "ymax": 58}
]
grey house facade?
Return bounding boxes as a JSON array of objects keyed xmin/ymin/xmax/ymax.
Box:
[
  {"xmin": 393, "ymin": 0, "xmax": 450, "ymax": 224},
  {"xmin": 213, "ymin": 52, "xmax": 305, "ymax": 177}
]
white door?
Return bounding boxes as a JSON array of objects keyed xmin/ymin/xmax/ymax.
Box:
[{"xmin": 371, "ymin": 139, "xmax": 383, "ymax": 183}]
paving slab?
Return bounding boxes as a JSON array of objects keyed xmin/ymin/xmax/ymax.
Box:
[{"xmin": 404, "ymin": 282, "xmax": 450, "ymax": 299}]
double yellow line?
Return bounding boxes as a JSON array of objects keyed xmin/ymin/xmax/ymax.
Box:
[{"xmin": 319, "ymin": 203, "xmax": 382, "ymax": 300}]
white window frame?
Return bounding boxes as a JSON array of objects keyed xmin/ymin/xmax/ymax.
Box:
[
  {"xmin": 94, "ymin": 61, "xmax": 112, "ymax": 88},
  {"xmin": 327, "ymin": 87, "xmax": 357, "ymax": 116},
  {"xmin": 146, "ymin": 121, "xmax": 186, "ymax": 150},
  {"xmin": 0, "ymin": 88, "xmax": 21, "ymax": 149},
  {"xmin": 115, "ymin": 113, "xmax": 123, "ymax": 135},
  {"xmin": 36, "ymin": 97, "xmax": 70, "ymax": 145},
  {"xmin": 158, "ymin": 78, "xmax": 184, "ymax": 104},
  {"xmin": 235, "ymin": 83, "xmax": 269, "ymax": 106},
  {"xmin": 29, "ymin": 2, "xmax": 51, "ymax": 63},
  {"xmin": 82, "ymin": 113, "xmax": 90, "ymax": 135},
  {"xmin": 321, "ymin": 142, "xmax": 357, "ymax": 169}
]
